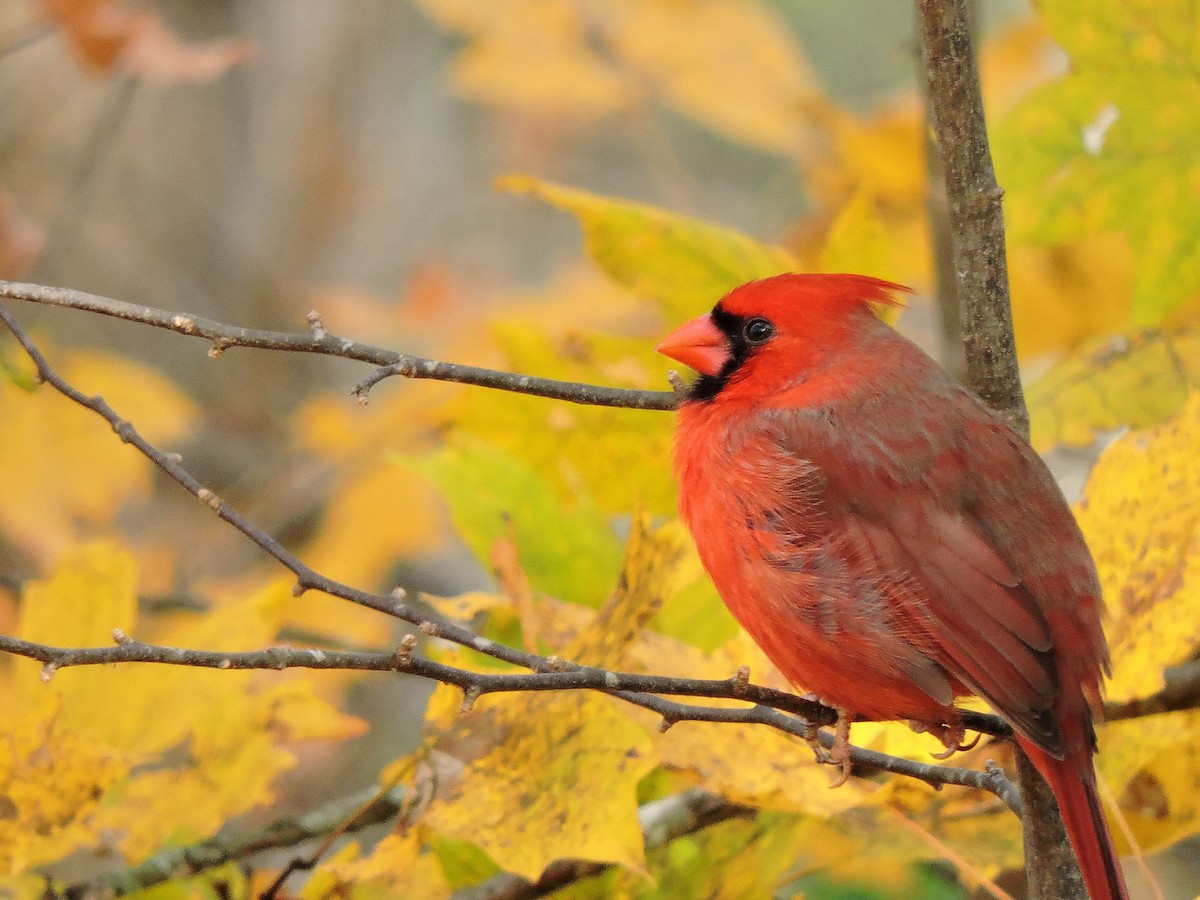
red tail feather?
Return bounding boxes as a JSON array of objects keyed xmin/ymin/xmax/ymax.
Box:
[{"xmin": 1020, "ymin": 739, "xmax": 1129, "ymax": 900}]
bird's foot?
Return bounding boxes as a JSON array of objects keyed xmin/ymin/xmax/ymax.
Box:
[
  {"xmin": 825, "ymin": 707, "xmax": 854, "ymax": 787},
  {"xmin": 928, "ymin": 716, "xmax": 979, "ymax": 759}
]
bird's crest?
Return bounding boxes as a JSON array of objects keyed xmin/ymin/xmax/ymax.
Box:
[{"xmin": 718, "ymin": 273, "xmax": 911, "ymax": 325}]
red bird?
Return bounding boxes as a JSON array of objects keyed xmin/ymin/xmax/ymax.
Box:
[{"xmin": 657, "ymin": 274, "xmax": 1127, "ymax": 900}]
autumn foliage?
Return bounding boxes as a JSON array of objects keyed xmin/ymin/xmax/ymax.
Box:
[{"xmin": 2, "ymin": 1, "xmax": 1200, "ymax": 898}]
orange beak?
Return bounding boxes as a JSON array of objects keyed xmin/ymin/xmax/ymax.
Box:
[{"xmin": 655, "ymin": 314, "xmax": 729, "ymax": 377}]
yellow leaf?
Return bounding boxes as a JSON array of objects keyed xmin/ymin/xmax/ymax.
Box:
[
  {"xmin": 500, "ymin": 174, "xmax": 797, "ymax": 323},
  {"xmin": 412, "ymin": 0, "xmax": 631, "ymax": 118},
  {"xmin": 408, "ymin": 520, "xmax": 695, "ymax": 880},
  {"xmin": 0, "ymin": 716, "xmax": 125, "ymax": 874},
  {"xmin": 1075, "ymin": 395, "xmax": 1200, "ymax": 701},
  {"xmin": 303, "ymin": 461, "xmax": 443, "ymax": 587},
  {"xmin": 0, "ymin": 349, "xmax": 196, "ymax": 563},
  {"xmin": 569, "ymin": 513, "xmax": 691, "ymax": 668},
  {"xmin": 16, "ymin": 540, "xmax": 137, "ymax": 651},
  {"xmin": 2, "ymin": 554, "xmax": 362, "ymax": 871},
  {"xmin": 1009, "ymin": 235, "xmax": 1133, "ymax": 359},
  {"xmin": 1098, "ymin": 711, "xmax": 1200, "ymax": 854},
  {"xmin": 440, "ymin": 323, "xmax": 678, "ymax": 516},
  {"xmin": 628, "ymin": 631, "xmax": 871, "ymax": 817},
  {"xmin": 604, "ymin": 0, "xmax": 818, "ymax": 153},
  {"xmin": 320, "ymin": 831, "xmax": 452, "ymax": 898},
  {"xmin": 609, "ymin": 811, "xmax": 822, "ymax": 899},
  {"xmin": 423, "ymin": 680, "xmax": 656, "ymax": 881},
  {"xmin": 1072, "ymin": 395, "xmax": 1200, "ymax": 851},
  {"xmin": 1027, "ymin": 315, "xmax": 1200, "ymax": 451},
  {"xmin": 812, "ymin": 98, "xmax": 926, "ymax": 214},
  {"xmin": 816, "ymin": 187, "xmax": 918, "ymax": 300}
]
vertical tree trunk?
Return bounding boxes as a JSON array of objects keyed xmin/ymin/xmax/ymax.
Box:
[{"xmin": 915, "ymin": 2, "xmax": 1087, "ymax": 897}]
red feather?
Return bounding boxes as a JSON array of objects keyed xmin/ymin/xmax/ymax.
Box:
[{"xmin": 660, "ymin": 273, "xmax": 1127, "ymax": 900}]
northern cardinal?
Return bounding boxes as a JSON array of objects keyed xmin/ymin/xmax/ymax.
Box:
[{"xmin": 657, "ymin": 274, "xmax": 1127, "ymax": 900}]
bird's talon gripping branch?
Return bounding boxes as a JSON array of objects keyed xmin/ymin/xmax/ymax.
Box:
[
  {"xmin": 929, "ymin": 717, "xmax": 974, "ymax": 760},
  {"xmin": 827, "ymin": 707, "xmax": 855, "ymax": 788}
]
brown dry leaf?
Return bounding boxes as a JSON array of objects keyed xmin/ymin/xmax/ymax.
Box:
[
  {"xmin": 491, "ymin": 526, "xmax": 539, "ymax": 653},
  {"xmin": 41, "ymin": 0, "xmax": 254, "ymax": 84}
]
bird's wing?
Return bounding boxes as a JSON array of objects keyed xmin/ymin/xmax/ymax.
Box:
[{"xmin": 756, "ymin": 398, "xmax": 1077, "ymax": 755}]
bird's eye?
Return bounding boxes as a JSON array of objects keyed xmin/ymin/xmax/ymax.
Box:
[{"xmin": 743, "ymin": 318, "xmax": 774, "ymax": 344}]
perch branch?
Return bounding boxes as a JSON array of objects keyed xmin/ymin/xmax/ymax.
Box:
[
  {"xmin": 0, "ymin": 629, "xmax": 1020, "ymax": 812},
  {"xmin": 0, "ymin": 280, "xmax": 678, "ymax": 410}
]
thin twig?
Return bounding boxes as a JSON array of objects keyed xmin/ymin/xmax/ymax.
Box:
[
  {"xmin": 1105, "ymin": 660, "xmax": 1200, "ymax": 722},
  {"xmin": 0, "ymin": 281, "xmax": 678, "ymax": 410}
]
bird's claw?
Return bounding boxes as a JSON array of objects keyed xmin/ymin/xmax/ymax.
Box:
[
  {"xmin": 823, "ymin": 707, "xmax": 854, "ymax": 787},
  {"xmin": 927, "ymin": 717, "xmax": 978, "ymax": 759}
]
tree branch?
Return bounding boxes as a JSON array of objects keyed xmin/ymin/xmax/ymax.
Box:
[
  {"xmin": 0, "ymin": 626, "xmax": 1020, "ymax": 811},
  {"xmin": 58, "ymin": 785, "xmax": 406, "ymax": 899},
  {"xmin": 0, "ymin": 281, "xmax": 679, "ymax": 410}
]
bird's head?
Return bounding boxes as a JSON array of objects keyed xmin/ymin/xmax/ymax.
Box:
[{"xmin": 655, "ymin": 273, "xmax": 910, "ymax": 402}]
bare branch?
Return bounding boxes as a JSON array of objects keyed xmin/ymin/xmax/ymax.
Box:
[
  {"xmin": 0, "ymin": 281, "xmax": 678, "ymax": 411},
  {"xmin": 1106, "ymin": 660, "xmax": 1200, "ymax": 722},
  {"xmin": 0, "ymin": 628, "xmax": 1019, "ymax": 811}
]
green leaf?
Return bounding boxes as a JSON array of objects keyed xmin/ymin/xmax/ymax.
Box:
[
  {"xmin": 405, "ymin": 439, "xmax": 623, "ymax": 607},
  {"xmin": 994, "ymin": 1, "xmax": 1200, "ymax": 324}
]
